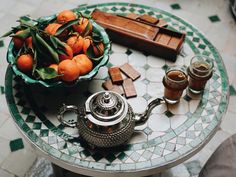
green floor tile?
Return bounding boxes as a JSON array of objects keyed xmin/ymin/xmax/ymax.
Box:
[
  {"xmin": 184, "ymin": 94, "xmax": 192, "ymax": 102},
  {"xmin": 165, "ymin": 110, "xmax": 174, "ymax": 118},
  {"xmin": 125, "ymin": 49, "xmax": 132, "ymax": 55},
  {"xmin": 0, "ymin": 40, "xmax": 4, "ymax": 47},
  {"xmin": 9, "ymin": 138, "xmax": 24, "ymax": 152},
  {"xmin": 40, "ymin": 129, "xmax": 49, "ymax": 137},
  {"xmin": 162, "ymin": 64, "xmax": 168, "ymax": 71},
  {"xmin": 105, "ymin": 153, "xmax": 116, "ymax": 163},
  {"xmin": 208, "ymin": 15, "xmax": 221, "ymax": 22},
  {"xmin": 0, "ymin": 86, "xmax": 5, "ymax": 94},
  {"xmin": 198, "ymin": 44, "xmax": 206, "ymax": 50},
  {"xmin": 230, "ymin": 85, "xmax": 236, "ymax": 95},
  {"xmin": 170, "ymin": 3, "xmax": 181, "ymax": 10},
  {"xmin": 33, "ymin": 122, "xmax": 42, "ymax": 129}
]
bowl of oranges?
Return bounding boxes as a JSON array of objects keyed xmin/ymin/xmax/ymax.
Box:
[{"xmin": 5, "ymin": 9, "xmax": 111, "ymax": 87}]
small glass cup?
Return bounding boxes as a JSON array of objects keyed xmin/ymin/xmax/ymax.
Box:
[
  {"xmin": 187, "ymin": 55, "xmax": 214, "ymax": 94},
  {"xmin": 162, "ymin": 66, "xmax": 188, "ymax": 104}
]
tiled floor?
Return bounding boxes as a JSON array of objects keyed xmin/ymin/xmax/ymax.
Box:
[{"xmin": 0, "ymin": 0, "xmax": 236, "ymax": 177}]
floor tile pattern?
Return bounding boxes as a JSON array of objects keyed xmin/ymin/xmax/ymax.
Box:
[{"xmin": 0, "ymin": 0, "xmax": 235, "ymax": 177}]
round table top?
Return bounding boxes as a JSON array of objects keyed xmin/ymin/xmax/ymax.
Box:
[{"xmin": 5, "ymin": 2, "xmax": 229, "ymax": 177}]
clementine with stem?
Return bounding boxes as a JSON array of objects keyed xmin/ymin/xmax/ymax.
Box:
[
  {"xmin": 58, "ymin": 59, "xmax": 80, "ymax": 82},
  {"xmin": 57, "ymin": 10, "xmax": 77, "ymax": 23}
]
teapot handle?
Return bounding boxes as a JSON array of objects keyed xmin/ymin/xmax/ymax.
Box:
[{"xmin": 57, "ymin": 104, "xmax": 85, "ymax": 128}]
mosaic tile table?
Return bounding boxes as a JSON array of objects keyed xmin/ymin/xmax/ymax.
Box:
[{"xmin": 5, "ymin": 2, "xmax": 229, "ymax": 177}]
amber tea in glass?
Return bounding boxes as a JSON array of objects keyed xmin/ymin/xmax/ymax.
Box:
[
  {"xmin": 188, "ymin": 55, "xmax": 214, "ymax": 94},
  {"xmin": 162, "ymin": 66, "xmax": 188, "ymax": 104}
]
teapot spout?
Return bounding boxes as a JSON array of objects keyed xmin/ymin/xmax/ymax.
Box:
[{"xmin": 134, "ymin": 98, "xmax": 165, "ymax": 126}]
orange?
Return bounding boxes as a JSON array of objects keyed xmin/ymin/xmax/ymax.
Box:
[
  {"xmin": 59, "ymin": 43, "xmax": 73, "ymax": 61},
  {"xmin": 93, "ymin": 42, "xmax": 104, "ymax": 57},
  {"xmin": 16, "ymin": 54, "xmax": 34, "ymax": 72},
  {"xmin": 13, "ymin": 30, "xmax": 25, "ymax": 49},
  {"xmin": 83, "ymin": 37, "xmax": 91, "ymax": 54},
  {"xmin": 49, "ymin": 64, "xmax": 58, "ymax": 73},
  {"xmin": 44, "ymin": 23, "xmax": 62, "ymax": 35},
  {"xmin": 73, "ymin": 17, "xmax": 92, "ymax": 35},
  {"xmin": 44, "ymin": 23, "xmax": 68, "ymax": 39},
  {"xmin": 67, "ymin": 35, "xmax": 84, "ymax": 54},
  {"xmin": 57, "ymin": 10, "xmax": 77, "ymax": 23},
  {"xmin": 25, "ymin": 36, "xmax": 33, "ymax": 48},
  {"xmin": 73, "ymin": 54, "xmax": 93, "ymax": 75},
  {"xmin": 58, "ymin": 59, "xmax": 80, "ymax": 82}
]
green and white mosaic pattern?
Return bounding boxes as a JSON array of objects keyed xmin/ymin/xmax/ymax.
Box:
[{"xmin": 4, "ymin": 2, "xmax": 229, "ymax": 177}]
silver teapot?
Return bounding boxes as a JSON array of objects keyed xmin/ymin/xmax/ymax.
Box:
[{"xmin": 58, "ymin": 91, "xmax": 164, "ymax": 148}]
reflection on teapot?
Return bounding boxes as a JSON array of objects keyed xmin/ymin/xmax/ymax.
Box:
[{"xmin": 58, "ymin": 91, "xmax": 164, "ymax": 148}]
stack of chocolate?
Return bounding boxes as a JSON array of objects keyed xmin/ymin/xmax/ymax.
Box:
[{"xmin": 102, "ymin": 63, "xmax": 141, "ymax": 98}]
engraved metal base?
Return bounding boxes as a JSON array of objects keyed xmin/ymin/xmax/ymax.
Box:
[{"xmin": 78, "ymin": 105, "xmax": 135, "ymax": 148}]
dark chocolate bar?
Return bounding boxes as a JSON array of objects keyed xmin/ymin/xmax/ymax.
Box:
[
  {"xmin": 108, "ymin": 67, "xmax": 123, "ymax": 84},
  {"xmin": 102, "ymin": 80, "xmax": 124, "ymax": 95},
  {"xmin": 119, "ymin": 63, "xmax": 141, "ymax": 81},
  {"xmin": 122, "ymin": 78, "xmax": 137, "ymax": 98},
  {"xmin": 91, "ymin": 9, "xmax": 185, "ymax": 62}
]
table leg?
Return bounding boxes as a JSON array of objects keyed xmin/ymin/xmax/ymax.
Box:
[
  {"xmin": 52, "ymin": 163, "xmax": 161, "ymax": 177},
  {"xmin": 52, "ymin": 163, "xmax": 88, "ymax": 177}
]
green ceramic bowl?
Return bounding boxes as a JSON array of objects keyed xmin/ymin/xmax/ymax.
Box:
[{"xmin": 7, "ymin": 15, "xmax": 111, "ymax": 88}]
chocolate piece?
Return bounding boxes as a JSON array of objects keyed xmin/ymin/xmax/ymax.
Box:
[
  {"xmin": 111, "ymin": 85, "xmax": 124, "ymax": 95},
  {"xmin": 91, "ymin": 9, "xmax": 185, "ymax": 62},
  {"xmin": 102, "ymin": 79, "xmax": 114, "ymax": 90},
  {"xmin": 102, "ymin": 80, "xmax": 124, "ymax": 95},
  {"xmin": 138, "ymin": 14, "xmax": 159, "ymax": 24},
  {"xmin": 119, "ymin": 63, "xmax": 141, "ymax": 81},
  {"xmin": 125, "ymin": 13, "xmax": 167, "ymax": 27},
  {"xmin": 108, "ymin": 67, "xmax": 123, "ymax": 84},
  {"xmin": 157, "ymin": 19, "xmax": 168, "ymax": 28},
  {"xmin": 156, "ymin": 34, "xmax": 171, "ymax": 45},
  {"xmin": 126, "ymin": 13, "xmax": 140, "ymax": 20},
  {"xmin": 122, "ymin": 78, "xmax": 137, "ymax": 98},
  {"xmin": 168, "ymin": 37, "xmax": 180, "ymax": 49}
]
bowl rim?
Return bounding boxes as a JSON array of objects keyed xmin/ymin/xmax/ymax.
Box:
[{"xmin": 7, "ymin": 16, "xmax": 111, "ymax": 88}]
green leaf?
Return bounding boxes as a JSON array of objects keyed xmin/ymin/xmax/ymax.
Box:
[
  {"xmin": 55, "ymin": 19, "xmax": 79, "ymax": 36},
  {"xmin": 50, "ymin": 36, "xmax": 65, "ymax": 49},
  {"xmin": 86, "ymin": 44, "xmax": 103, "ymax": 63},
  {"xmin": 32, "ymin": 49, "xmax": 37, "ymax": 75},
  {"xmin": 31, "ymin": 30, "xmax": 48, "ymax": 62},
  {"xmin": 10, "ymin": 28, "xmax": 31, "ymax": 39},
  {"xmin": 1, "ymin": 30, "xmax": 14, "ymax": 38},
  {"xmin": 82, "ymin": 20, "xmax": 91, "ymax": 36},
  {"xmin": 35, "ymin": 33, "xmax": 59, "ymax": 63},
  {"xmin": 91, "ymin": 32, "xmax": 103, "ymax": 43},
  {"xmin": 50, "ymin": 36, "xmax": 60, "ymax": 49},
  {"xmin": 96, "ymin": 43, "xmax": 104, "ymax": 55},
  {"xmin": 15, "ymin": 47, "xmax": 23, "ymax": 62},
  {"xmin": 37, "ymin": 15, "xmax": 57, "ymax": 24},
  {"xmin": 57, "ymin": 48, "xmax": 68, "ymax": 56},
  {"xmin": 18, "ymin": 18, "xmax": 37, "ymax": 28},
  {"xmin": 35, "ymin": 67, "xmax": 58, "ymax": 80},
  {"xmin": 49, "ymin": 36, "xmax": 68, "ymax": 56}
]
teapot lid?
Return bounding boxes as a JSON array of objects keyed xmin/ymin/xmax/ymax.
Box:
[{"xmin": 85, "ymin": 91, "xmax": 128, "ymax": 126}]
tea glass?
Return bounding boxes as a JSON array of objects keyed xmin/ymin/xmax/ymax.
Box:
[
  {"xmin": 187, "ymin": 55, "xmax": 214, "ymax": 94},
  {"xmin": 162, "ymin": 66, "xmax": 188, "ymax": 104}
]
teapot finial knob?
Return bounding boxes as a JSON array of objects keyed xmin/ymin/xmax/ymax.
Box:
[{"xmin": 103, "ymin": 92, "xmax": 111, "ymax": 103}]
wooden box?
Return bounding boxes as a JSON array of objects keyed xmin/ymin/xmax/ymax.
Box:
[{"xmin": 91, "ymin": 9, "xmax": 185, "ymax": 62}]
